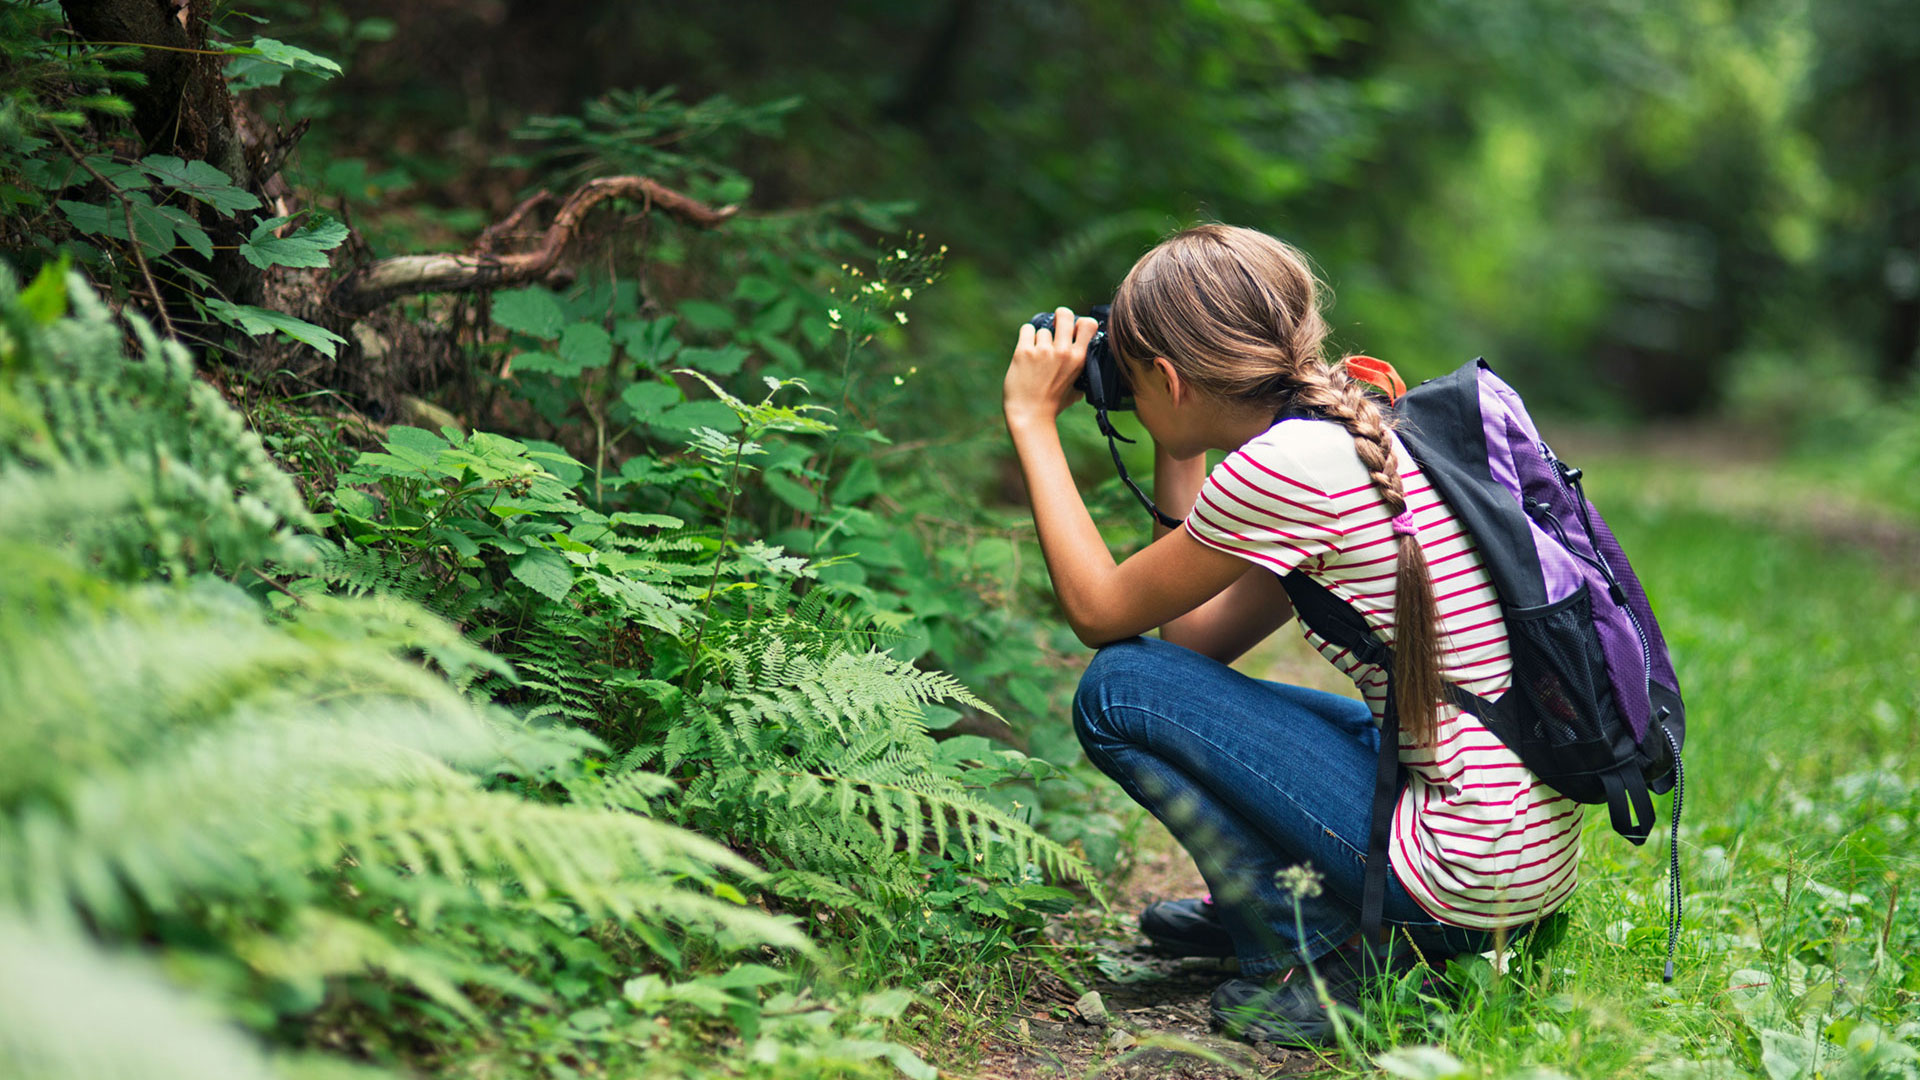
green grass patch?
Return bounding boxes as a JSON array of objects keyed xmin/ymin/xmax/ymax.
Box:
[{"xmin": 1317, "ymin": 463, "xmax": 1920, "ymax": 1079}]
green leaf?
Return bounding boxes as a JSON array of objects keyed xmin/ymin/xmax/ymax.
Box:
[
  {"xmin": 833, "ymin": 458, "xmax": 882, "ymax": 505},
  {"xmin": 764, "ymin": 471, "xmax": 820, "ymax": 512},
  {"xmin": 677, "ymin": 299, "xmax": 735, "ymax": 333},
  {"xmin": 138, "ymin": 156, "xmax": 261, "ymax": 214},
  {"xmin": 203, "ymin": 299, "xmax": 347, "ymax": 358},
  {"xmin": 122, "ymin": 197, "xmax": 179, "ymax": 256},
  {"xmin": 731, "ymin": 275, "xmax": 782, "ymax": 303},
  {"xmin": 491, "ymin": 287, "xmax": 565, "ymax": 339},
  {"xmin": 513, "ymin": 350, "xmax": 593, "ymax": 376},
  {"xmin": 619, "ymin": 380, "xmax": 682, "ymax": 419},
  {"xmin": 557, "ymin": 322, "xmax": 613, "ymax": 371},
  {"xmin": 56, "ymin": 199, "xmax": 121, "ymax": 240},
  {"xmin": 615, "ymin": 316, "xmax": 680, "ymax": 366},
  {"xmin": 239, "ymin": 214, "xmax": 349, "ymax": 269},
  {"xmin": 152, "ymin": 205, "xmax": 212, "ymax": 259},
  {"xmin": 679, "ymin": 343, "xmax": 750, "ymax": 375},
  {"xmin": 18, "ymin": 257, "xmax": 70, "ymax": 323},
  {"xmin": 609, "ymin": 512, "xmax": 684, "ymax": 529},
  {"xmin": 510, "ymin": 545, "xmax": 574, "ymax": 602},
  {"xmin": 654, "ymin": 399, "xmax": 740, "ymax": 434},
  {"xmin": 244, "ymin": 37, "xmax": 343, "ymax": 78}
]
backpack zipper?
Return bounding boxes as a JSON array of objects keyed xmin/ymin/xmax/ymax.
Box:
[{"xmin": 1542, "ymin": 442, "xmax": 1655, "ymax": 707}]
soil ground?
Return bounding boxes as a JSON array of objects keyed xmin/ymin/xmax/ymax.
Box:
[{"xmin": 963, "ymin": 638, "xmax": 1354, "ymax": 1080}]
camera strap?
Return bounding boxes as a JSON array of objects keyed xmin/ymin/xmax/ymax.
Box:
[{"xmin": 1095, "ymin": 407, "xmax": 1183, "ymax": 530}]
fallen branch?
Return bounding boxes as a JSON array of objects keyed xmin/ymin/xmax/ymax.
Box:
[{"xmin": 327, "ymin": 176, "xmax": 736, "ymax": 314}]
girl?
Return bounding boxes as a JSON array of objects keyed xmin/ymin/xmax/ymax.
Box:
[{"xmin": 1001, "ymin": 225, "xmax": 1577, "ymax": 1044}]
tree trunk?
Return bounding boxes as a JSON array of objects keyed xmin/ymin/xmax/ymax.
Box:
[{"xmin": 60, "ymin": 0, "xmax": 262, "ymax": 305}]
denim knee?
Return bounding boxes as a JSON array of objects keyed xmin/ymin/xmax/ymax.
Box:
[{"xmin": 1071, "ymin": 636, "xmax": 1158, "ymax": 752}]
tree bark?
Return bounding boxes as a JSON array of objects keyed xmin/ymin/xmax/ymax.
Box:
[{"xmin": 60, "ymin": 0, "xmax": 262, "ymax": 305}]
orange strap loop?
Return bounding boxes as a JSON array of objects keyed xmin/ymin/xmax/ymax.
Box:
[{"xmin": 1345, "ymin": 355, "xmax": 1407, "ymax": 403}]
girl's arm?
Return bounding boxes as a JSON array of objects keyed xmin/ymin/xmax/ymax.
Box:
[
  {"xmin": 1003, "ymin": 309, "xmax": 1254, "ymax": 649},
  {"xmin": 1149, "ymin": 444, "xmax": 1296, "ymax": 663}
]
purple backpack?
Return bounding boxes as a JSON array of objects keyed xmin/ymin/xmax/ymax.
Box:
[{"xmin": 1279, "ymin": 359, "xmax": 1688, "ymax": 979}]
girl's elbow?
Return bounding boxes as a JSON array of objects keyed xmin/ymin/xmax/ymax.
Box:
[{"xmin": 1065, "ymin": 605, "xmax": 1141, "ymax": 650}]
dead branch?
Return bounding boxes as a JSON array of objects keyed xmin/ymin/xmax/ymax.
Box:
[{"xmin": 327, "ymin": 176, "xmax": 737, "ymax": 315}]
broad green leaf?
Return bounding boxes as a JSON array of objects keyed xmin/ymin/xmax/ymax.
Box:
[
  {"xmin": 245, "ymin": 37, "xmax": 343, "ymax": 78},
  {"xmin": 676, "ymin": 299, "xmax": 735, "ymax": 333},
  {"xmin": 512, "ymin": 350, "xmax": 586, "ymax": 376},
  {"xmin": 138, "ymin": 155, "xmax": 261, "ymax": 214},
  {"xmin": 619, "ymin": 380, "xmax": 682, "ymax": 419},
  {"xmin": 153, "ymin": 204, "xmax": 213, "ymax": 259},
  {"xmin": 56, "ymin": 199, "xmax": 121, "ymax": 240},
  {"xmin": 239, "ymin": 214, "xmax": 349, "ymax": 269},
  {"xmin": 18, "ymin": 257, "xmax": 70, "ymax": 323},
  {"xmin": 204, "ymin": 298, "xmax": 347, "ymax": 358},
  {"xmin": 609, "ymin": 512, "xmax": 684, "ymax": 529},
  {"xmin": 510, "ymin": 545, "xmax": 574, "ymax": 602},
  {"xmin": 122, "ymin": 196, "xmax": 179, "ymax": 256},
  {"xmin": 491, "ymin": 287, "xmax": 565, "ymax": 339},
  {"xmin": 385, "ymin": 426, "xmax": 450, "ymax": 456},
  {"xmin": 679, "ymin": 343, "xmax": 750, "ymax": 375},
  {"xmin": 654, "ymin": 399, "xmax": 740, "ymax": 434},
  {"xmin": 557, "ymin": 322, "xmax": 613, "ymax": 371},
  {"xmin": 754, "ymin": 332, "xmax": 803, "ymax": 370},
  {"xmin": 615, "ymin": 316, "xmax": 680, "ymax": 366},
  {"xmin": 731, "ymin": 275, "xmax": 782, "ymax": 303},
  {"xmin": 225, "ymin": 56, "xmax": 288, "ymax": 91},
  {"xmin": 65, "ymin": 193, "xmax": 178, "ymax": 257},
  {"xmin": 763, "ymin": 471, "xmax": 820, "ymax": 512},
  {"xmin": 833, "ymin": 457, "xmax": 882, "ymax": 505}
]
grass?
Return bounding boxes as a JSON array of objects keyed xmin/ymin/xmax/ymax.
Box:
[
  {"xmin": 1003, "ymin": 452, "xmax": 1920, "ymax": 1080},
  {"xmin": 1342, "ymin": 458, "xmax": 1920, "ymax": 1078}
]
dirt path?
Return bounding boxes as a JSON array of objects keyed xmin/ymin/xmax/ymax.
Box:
[{"xmin": 964, "ymin": 641, "xmax": 1352, "ymax": 1080}]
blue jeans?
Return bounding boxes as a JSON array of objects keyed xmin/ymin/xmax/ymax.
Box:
[{"xmin": 1073, "ymin": 636, "xmax": 1497, "ymax": 978}]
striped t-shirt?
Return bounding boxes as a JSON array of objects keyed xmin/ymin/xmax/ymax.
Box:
[{"xmin": 1183, "ymin": 419, "xmax": 1581, "ymax": 929}]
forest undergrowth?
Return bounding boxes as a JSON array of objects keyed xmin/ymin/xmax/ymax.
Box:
[{"xmin": 4, "ymin": 4, "xmax": 1919, "ymax": 1079}]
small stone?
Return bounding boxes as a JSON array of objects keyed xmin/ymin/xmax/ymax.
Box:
[
  {"xmin": 1106, "ymin": 1028, "xmax": 1137, "ymax": 1052},
  {"xmin": 1074, "ymin": 990, "xmax": 1110, "ymax": 1025}
]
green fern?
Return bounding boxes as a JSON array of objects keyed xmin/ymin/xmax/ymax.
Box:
[
  {"xmin": 658, "ymin": 612, "xmax": 1094, "ymax": 918},
  {"xmin": 0, "ymin": 263, "xmax": 311, "ymax": 579},
  {"xmin": 0, "ymin": 266, "xmax": 812, "ymax": 1071}
]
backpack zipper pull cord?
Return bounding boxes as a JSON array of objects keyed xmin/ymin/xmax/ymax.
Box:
[{"xmin": 1662, "ymin": 723, "xmax": 1685, "ymax": 983}]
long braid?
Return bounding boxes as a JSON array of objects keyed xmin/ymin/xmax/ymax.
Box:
[{"xmin": 1288, "ymin": 364, "xmax": 1446, "ymax": 746}]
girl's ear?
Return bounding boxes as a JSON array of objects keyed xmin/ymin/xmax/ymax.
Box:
[{"xmin": 1151, "ymin": 356, "xmax": 1184, "ymax": 405}]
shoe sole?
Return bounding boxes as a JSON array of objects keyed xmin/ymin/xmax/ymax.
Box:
[{"xmin": 1143, "ymin": 933, "xmax": 1236, "ymax": 959}]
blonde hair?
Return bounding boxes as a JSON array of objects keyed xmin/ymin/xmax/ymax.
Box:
[{"xmin": 1109, "ymin": 224, "xmax": 1445, "ymax": 743}]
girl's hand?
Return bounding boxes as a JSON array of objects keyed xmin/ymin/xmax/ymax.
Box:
[{"xmin": 1004, "ymin": 306, "xmax": 1098, "ymax": 430}]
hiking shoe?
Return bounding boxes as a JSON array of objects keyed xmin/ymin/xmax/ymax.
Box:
[
  {"xmin": 1210, "ymin": 958, "xmax": 1368, "ymax": 1046},
  {"xmin": 1208, "ymin": 941, "xmax": 1447, "ymax": 1046},
  {"xmin": 1139, "ymin": 896, "xmax": 1235, "ymax": 958}
]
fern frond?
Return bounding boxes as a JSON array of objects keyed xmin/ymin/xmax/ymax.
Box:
[{"xmin": 0, "ymin": 916, "xmax": 300, "ymax": 1080}]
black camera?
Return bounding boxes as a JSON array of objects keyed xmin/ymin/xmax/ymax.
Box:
[
  {"xmin": 1025, "ymin": 303, "xmax": 1178, "ymax": 528},
  {"xmin": 1028, "ymin": 304, "xmax": 1132, "ymax": 412}
]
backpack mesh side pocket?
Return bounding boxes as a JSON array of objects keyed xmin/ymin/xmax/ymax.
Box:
[{"xmin": 1502, "ymin": 583, "xmax": 1619, "ymax": 752}]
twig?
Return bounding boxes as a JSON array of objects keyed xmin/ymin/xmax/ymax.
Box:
[
  {"xmin": 328, "ymin": 175, "xmax": 737, "ymax": 314},
  {"xmin": 250, "ymin": 566, "xmax": 306, "ymax": 607},
  {"xmin": 53, "ymin": 128, "xmax": 178, "ymax": 341}
]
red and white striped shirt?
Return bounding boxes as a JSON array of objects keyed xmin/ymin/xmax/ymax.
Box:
[{"xmin": 1183, "ymin": 420, "xmax": 1580, "ymax": 929}]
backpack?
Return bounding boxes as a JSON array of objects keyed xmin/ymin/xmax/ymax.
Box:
[{"xmin": 1278, "ymin": 358, "xmax": 1688, "ymax": 980}]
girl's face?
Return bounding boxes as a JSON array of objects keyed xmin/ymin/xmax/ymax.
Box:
[{"xmin": 1127, "ymin": 355, "xmax": 1208, "ymax": 460}]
